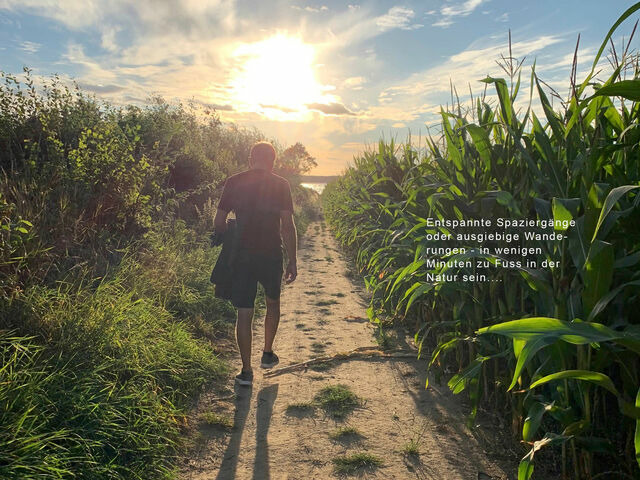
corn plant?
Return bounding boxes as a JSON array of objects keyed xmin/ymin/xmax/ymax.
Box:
[{"xmin": 323, "ymin": 4, "xmax": 640, "ymax": 478}]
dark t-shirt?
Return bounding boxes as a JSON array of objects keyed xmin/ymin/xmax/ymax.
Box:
[{"xmin": 217, "ymin": 169, "xmax": 293, "ymax": 255}]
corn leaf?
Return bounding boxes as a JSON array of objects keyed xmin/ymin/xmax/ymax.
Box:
[
  {"xmin": 551, "ymin": 198, "xmax": 574, "ymax": 231},
  {"xmin": 477, "ymin": 317, "xmax": 619, "ymax": 344},
  {"xmin": 523, "ymin": 402, "xmax": 554, "ymax": 442},
  {"xmin": 587, "ymin": 280, "xmax": 640, "ymax": 321},
  {"xmin": 591, "ymin": 185, "xmax": 639, "ymax": 242},
  {"xmin": 582, "ymin": 240, "xmax": 614, "ymax": 315},
  {"xmin": 509, "ymin": 336, "xmax": 556, "ymax": 391},
  {"xmin": 481, "ymin": 76, "xmax": 513, "ymax": 128},
  {"xmin": 466, "ymin": 123, "xmax": 492, "ymax": 170},
  {"xmin": 448, "ymin": 356, "xmax": 487, "ymax": 395},
  {"xmin": 529, "ymin": 370, "xmax": 619, "ymax": 396},
  {"xmin": 518, "ymin": 458, "xmax": 534, "ymax": 480}
]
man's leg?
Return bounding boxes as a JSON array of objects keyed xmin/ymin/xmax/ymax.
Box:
[
  {"xmin": 263, "ymin": 296, "xmax": 280, "ymax": 353},
  {"xmin": 236, "ymin": 307, "xmax": 254, "ymax": 371}
]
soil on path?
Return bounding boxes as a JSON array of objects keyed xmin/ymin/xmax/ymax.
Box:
[{"xmin": 181, "ymin": 221, "xmax": 517, "ymax": 480}]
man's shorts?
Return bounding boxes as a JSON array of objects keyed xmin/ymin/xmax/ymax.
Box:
[{"xmin": 231, "ymin": 249, "xmax": 283, "ymax": 308}]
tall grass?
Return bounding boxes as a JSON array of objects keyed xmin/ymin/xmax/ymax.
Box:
[
  {"xmin": 323, "ymin": 4, "xmax": 640, "ymax": 479},
  {"xmin": 1, "ymin": 288, "xmax": 223, "ymax": 477}
]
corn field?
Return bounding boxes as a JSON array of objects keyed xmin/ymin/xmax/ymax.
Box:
[{"xmin": 323, "ymin": 4, "xmax": 640, "ymax": 479}]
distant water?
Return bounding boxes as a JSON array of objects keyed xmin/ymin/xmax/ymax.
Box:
[{"xmin": 301, "ymin": 182, "xmax": 326, "ymax": 194}]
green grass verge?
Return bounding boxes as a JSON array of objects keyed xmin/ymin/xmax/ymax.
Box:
[{"xmin": 0, "ymin": 234, "xmax": 228, "ymax": 479}]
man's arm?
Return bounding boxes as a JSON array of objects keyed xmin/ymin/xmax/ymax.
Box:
[
  {"xmin": 214, "ymin": 177, "xmax": 233, "ymax": 234},
  {"xmin": 280, "ymin": 211, "xmax": 297, "ymax": 283}
]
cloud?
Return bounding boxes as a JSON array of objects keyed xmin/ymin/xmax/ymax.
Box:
[
  {"xmin": 78, "ymin": 82, "xmax": 124, "ymax": 94},
  {"xmin": 432, "ymin": 18, "xmax": 453, "ymax": 28},
  {"xmin": 366, "ymin": 34, "xmax": 566, "ymax": 125},
  {"xmin": 197, "ymin": 101, "xmax": 234, "ymax": 111},
  {"xmin": 433, "ymin": 0, "xmax": 488, "ymax": 28},
  {"xmin": 1, "ymin": 0, "xmax": 246, "ymax": 112},
  {"xmin": 449, "ymin": 34, "xmax": 560, "ymax": 64},
  {"xmin": 19, "ymin": 40, "xmax": 41, "ymax": 53},
  {"xmin": 0, "ymin": 0, "xmax": 237, "ymax": 35},
  {"xmin": 60, "ymin": 43, "xmax": 119, "ymax": 83},
  {"xmin": 101, "ymin": 26, "xmax": 120, "ymax": 52},
  {"xmin": 343, "ymin": 76, "xmax": 366, "ymax": 89},
  {"xmin": 365, "ymin": 102, "xmax": 435, "ymax": 124},
  {"xmin": 260, "ymin": 104, "xmax": 298, "ymax": 113},
  {"xmin": 307, "ymin": 102, "xmax": 357, "ymax": 115},
  {"xmin": 1, "ymin": 0, "xmax": 101, "ymax": 29},
  {"xmin": 122, "ymin": 94, "xmax": 146, "ymax": 103},
  {"xmin": 291, "ymin": 4, "xmax": 328, "ymax": 13},
  {"xmin": 441, "ymin": 0, "xmax": 486, "ymax": 17},
  {"xmin": 326, "ymin": 4, "xmax": 424, "ymax": 48},
  {"xmin": 376, "ymin": 6, "xmax": 422, "ymax": 31},
  {"xmin": 536, "ymin": 47, "xmax": 595, "ymax": 74}
]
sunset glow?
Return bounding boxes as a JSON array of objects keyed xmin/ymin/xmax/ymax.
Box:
[
  {"xmin": 230, "ymin": 35, "xmax": 330, "ymax": 120},
  {"xmin": 0, "ymin": 1, "xmax": 626, "ymax": 174}
]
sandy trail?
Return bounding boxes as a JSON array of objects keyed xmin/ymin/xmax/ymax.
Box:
[{"xmin": 182, "ymin": 220, "xmax": 514, "ymax": 480}]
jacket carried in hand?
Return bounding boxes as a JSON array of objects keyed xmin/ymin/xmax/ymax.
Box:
[{"xmin": 210, "ymin": 219, "xmax": 240, "ymax": 300}]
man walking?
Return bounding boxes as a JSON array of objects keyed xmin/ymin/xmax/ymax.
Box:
[{"xmin": 214, "ymin": 141, "xmax": 297, "ymax": 386}]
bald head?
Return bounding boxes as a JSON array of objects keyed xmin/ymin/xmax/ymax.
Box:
[{"xmin": 249, "ymin": 141, "xmax": 277, "ymax": 170}]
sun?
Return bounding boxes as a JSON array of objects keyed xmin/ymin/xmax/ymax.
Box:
[{"xmin": 230, "ymin": 35, "xmax": 330, "ymax": 119}]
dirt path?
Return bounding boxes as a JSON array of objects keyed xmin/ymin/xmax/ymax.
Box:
[{"xmin": 182, "ymin": 220, "xmax": 515, "ymax": 480}]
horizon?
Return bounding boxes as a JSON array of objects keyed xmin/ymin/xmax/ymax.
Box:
[{"xmin": 1, "ymin": 1, "xmax": 637, "ymax": 174}]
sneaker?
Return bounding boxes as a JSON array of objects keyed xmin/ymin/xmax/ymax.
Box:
[
  {"xmin": 235, "ymin": 369, "xmax": 253, "ymax": 386},
  {"xmin": 260, "ymin": 351, "xmax": 279, "ymax": 369}
]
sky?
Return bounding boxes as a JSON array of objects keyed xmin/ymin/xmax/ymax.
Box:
[{"xmin": 0, "ymin": 1, "xmax": 638, "ymax": 175}]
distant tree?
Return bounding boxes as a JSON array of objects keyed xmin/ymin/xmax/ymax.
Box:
[{"xmin": 275, "ymin": 142, "xmax": 317, "ymax": 177}]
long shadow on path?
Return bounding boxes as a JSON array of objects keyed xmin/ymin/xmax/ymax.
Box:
[
  {"xmin": 215, "ymin": 384, "xmax": 252, "ymax": 480},
  {"xmin": 253, "ymin": 384, "xmax": 279, "ymax": 480}
]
